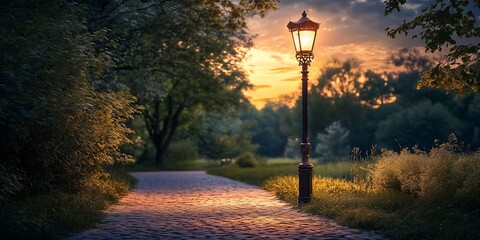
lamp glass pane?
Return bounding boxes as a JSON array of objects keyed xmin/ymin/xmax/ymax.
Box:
[
  {"xmin": 299, "ymin": 30, "xmax": 316, "ymax": 52},
  {"xmin": 292, "ymin": 30, "xmax": 301, "ymax": 53}
]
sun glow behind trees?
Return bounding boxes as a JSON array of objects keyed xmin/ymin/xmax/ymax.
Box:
[
  {"xmin": 242, "ymin": 45, "xmax": 404, "ymax": 109},
  {"xmin": 241, "ymin": 2, "xmax": 438, "ymax": 109}
]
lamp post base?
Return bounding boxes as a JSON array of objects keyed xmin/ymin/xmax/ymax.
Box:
[{"xmin": 298, "ymin": 162, "xmax": 313, "ymax": 204}]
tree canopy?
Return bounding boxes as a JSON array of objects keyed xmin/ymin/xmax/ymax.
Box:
[
  {"xmin": 384, "ymin": 0, "xmax": 480, "ymax": 94},
  {"xmin": 0, "ymin": 0, "xmax": 136, "ymax": 199},
  {"xmin": 86, "ymin": 0, "xmax": 278, "ymax": 165}
]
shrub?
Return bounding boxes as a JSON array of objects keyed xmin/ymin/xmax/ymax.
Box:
[
  {"xmin": 371, "ymin": 149, "xmax": 425, "ymax": 196},
  {"xmin": 236, "ymin": 152, "xmax": 258, "ymax": 168},
  {"xmin": 369, "ymin": 137, "xmax": 480, "ymax": 208},
  {"xmin": 0, "ymin": 1, "xmax": 136, "ymax": 200},
  {"xmin": 454, "ymin": 152, "xmax": 480, "ymax": 207},
  {"xmin": 166, "ymin": 139, "xmax": 199, "ymax": 163}
]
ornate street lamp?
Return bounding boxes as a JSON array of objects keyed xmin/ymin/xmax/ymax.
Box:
[{"xmin": 287, "ymin": 11, "xmax": 320, "ymax": 204}]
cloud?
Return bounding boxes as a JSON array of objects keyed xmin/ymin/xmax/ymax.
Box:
[
  {"xmin": 248, "ymin": 0, "xmax": 427, "ymax": 51},
  {"xmin": 269, "ymin": 66, "xmax": 297, "ymax": 73},
  {"xmin": 252, "ymin": 97, "xmax": 279, "ymax": 103},
  {"xmin": 254, "ymin": 84, "xmax": 272, "ymax": 89},
  {"xmin": 270, "ymin": 53, "xmax": 286, "ymax": 62},
  {"xmin": 281, "ymin": 77, "xmax": 300, "ymax": 82}
]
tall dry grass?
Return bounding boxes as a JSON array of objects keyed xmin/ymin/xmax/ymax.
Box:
[{"xmin": 370, "ymin": 136, "xmax": 480, "ymax": 208}]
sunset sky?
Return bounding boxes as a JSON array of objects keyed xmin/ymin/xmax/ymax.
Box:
[{"xmin": 243, "ymin": 0, "xmax": 428, "ymax": 108}]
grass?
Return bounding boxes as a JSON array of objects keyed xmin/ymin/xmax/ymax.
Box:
[
  {"xmin": 122, "ymin": 159, "xmax": 217, "ymax": 172},
  {"xmin": 264, "ymin": 175, "xmax": 480, "ymax": 240},
  {"xmin": 0, "ymin": 169, "xmax": 137, "ymax": 239},
  {"xmin": 207, "ymin": 160, "xmax": 353, "ymax": 186},
  {"xmin": 208, "ymin": 155, "xmax": 480, "ymax": 240},
  {"xmin": 264, "ymin": 157, "xmax": 299, "ymax": 165},
  {"xmin": 207, "ymin": 159, "xmax": 352, "ymax": 186}
]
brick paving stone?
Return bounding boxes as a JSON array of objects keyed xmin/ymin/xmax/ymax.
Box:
[{"xmin": 67, "ymin": 171, "xmax": 385, "ymax": 240}]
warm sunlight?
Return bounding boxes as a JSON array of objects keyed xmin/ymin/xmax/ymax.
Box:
[
  {"xmin": 242, "ymin": 48, "xmax": 322, "ymax": 107},
  {"xmin": 243, "ymin": 1, "xmax": 426, "ymax": 109}
]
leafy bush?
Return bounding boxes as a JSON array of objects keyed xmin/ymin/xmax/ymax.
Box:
[
  {"xmin": 166, "ymin": 139, "xmax": 199, "ymax": 163},
  {"xmin": 370, "ymin": 136, "xmax": 480, "ymax": 208},
  {"xmin": 371, "ymin": 148, "xmax": 425, "ymax": 195},
  {"xmin": 0, "ymin": 170, "xmax": 135, "ymax": 239},
  {"xmin": 0, "ymin": 1, "xmax": 136, "ymax": 200},
  {"xmin": 236, "ymin": 152, "xmax": 258, "ymax": 168}
]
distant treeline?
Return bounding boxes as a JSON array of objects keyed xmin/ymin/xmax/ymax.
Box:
[{"xmin": 135, "ymin": 50, "xmax": 479, "ymax": 165}]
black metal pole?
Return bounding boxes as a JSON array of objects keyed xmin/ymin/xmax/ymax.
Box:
[{"xmin": 298, "ymin": 62, "xmax": 313, "ymax": 204}]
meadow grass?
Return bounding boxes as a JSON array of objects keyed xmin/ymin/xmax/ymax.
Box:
[
  {"xmin": 208, "ymin": 152, "xmax": 480, "ymax": 240},
  {"xmin": 123, "ymin": 158, "xmax": 218, "ymax": 171},
  {"xmin": 0, "ymin": 169, "xmax": 137, "ymax": 239},
  {"xmin": 264, "ymin": 175, "xmax": 480, "ymax": 240},
  {"xmin": 207, "ymin": 160, "xmax": 352, "ymax": 186}
]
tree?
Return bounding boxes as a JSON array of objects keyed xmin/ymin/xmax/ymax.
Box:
[
  {"xmin": 196, "ymin": 111, "xmax": 258, "ymax": 159},
  {"xmin": 250, "ymin": 103, "xmax": 288, "ymax": 157},
  {"xmin": 315, "ymin": 121, "xmax": 351, "ymax": 163},
  {"xmin": 0, "ymin": 1, "xmax": 136, "ymax": 199},
  {"xmin": 283, "ymin": 137, "xmax": 300, "ymax": 159},
  {"xmin": 358, "ymin": 70, "xmax": 394, "ymax": 107},
  {"xmin": 384, "ymin": 0, "xmax": 480, "ymax": 94},
  {"xmin": 387, "ymin": 48, "xmax": 454, "ymax": 108},
  {"xmin": 88, "ymin": 0, "xmax": 278, "ymax": 165},
  {"xmin": 375, "ymin": 100, "xmax": 463, "ymax": 150},
  {"xmin": 309, "ymin": 59, "xmax": 376, "ymax": 150}
]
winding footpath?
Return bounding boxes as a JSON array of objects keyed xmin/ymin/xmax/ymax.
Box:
[{"xmin": 68, "ymin": 171, "xmax": 384, "ymax": 239}]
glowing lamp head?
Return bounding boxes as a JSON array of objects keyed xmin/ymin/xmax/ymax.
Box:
[{"xmin": 287, "ymin": 11, "xmax": 320, "ymax": 56}]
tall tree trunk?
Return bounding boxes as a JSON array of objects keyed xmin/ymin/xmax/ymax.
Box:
[
  {"xmin": 143, "ymin": 96, "xmax": 184, "ymax": 166},
  {"xmin": 154, "ymin": 142, "xmax": 167, "ymax": 166}
]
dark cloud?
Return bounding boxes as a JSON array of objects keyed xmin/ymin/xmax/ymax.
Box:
[{"xmin": 279, "ymin": 0, "xmax": 433, "ymax": 47}]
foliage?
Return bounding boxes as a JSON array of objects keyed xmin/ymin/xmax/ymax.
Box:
[
  {"xmin": 0, "ymin": 169, "xmax": 136, "ymax": 239},
  {"xmin": 196, "ymin": 111, "xmax": 258, "ymax": 159},
  {"xmin": 0, "ymin": 0, "xmax": 136, "ymax": 200},
  {"xmin": 235, "ymin": 152, "xmax": 258, "ymax": 168},
  {"xmin": 250, "ymin": 103, "xmax": 289, "ymax": 157},
  {"xmin": 87, "ymin": 0, "xmax": 279, "ymax": 165},
  {"xmin": 375, "ymin": 100, "xmax": 462, "ymax": 150},
  {"xmin": 165, "ymin": 138, "xmax": 199, "ymax": 164},
  {"xmin": 216, "ymin": 140, "xmax": 480, "ymax": 239},
  {"xmin": 263, "ymin": 174, "xmax": 480, "ymax": 240},
  {"xmin": 384, "ymin": 0, "xmax": 480, "ymax": 94},
  {"xmin": 315, "ymin": 121, "xmax": 351, "ymax": 162},
  {"xmin": 251, "ymin": 53, "xmax": 478, "ymax": 159},
  {"xmin": 370, "ymin": 135, "xmax": 480, "ymax": 207},
  {"xmin": 308, "ymin": 59, "xmax": 376, "ymax": 151}
]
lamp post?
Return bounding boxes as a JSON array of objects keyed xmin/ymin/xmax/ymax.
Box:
[{"xmin": 287, "ymin": 11, "xmax": 320, "ymax": 204}]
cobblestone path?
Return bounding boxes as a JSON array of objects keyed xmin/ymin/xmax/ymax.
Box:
[{"xmin": 69, "ymin": 171, "xmax": 384, "ymax": 239}]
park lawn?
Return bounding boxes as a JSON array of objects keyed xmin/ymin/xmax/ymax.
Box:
[
  {"xmin": 0, "ymin": 169, "xmax": 137, "ymax": 239},
  {"xmin": 207, "ymin": 160, "xmax": 480, "ymax": 240},
  {"xmin": 207, "ymin": 161, "xmax": 352, "ymax": 186}
]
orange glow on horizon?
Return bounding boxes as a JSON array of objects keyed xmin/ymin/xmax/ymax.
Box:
[
  {"xmin": 243, "ymin": 5, "xmax": 425, "ymax": 109},
  {"xmin": 243, "ymin": 43, "xmax": 398, "ymax": 109}
]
